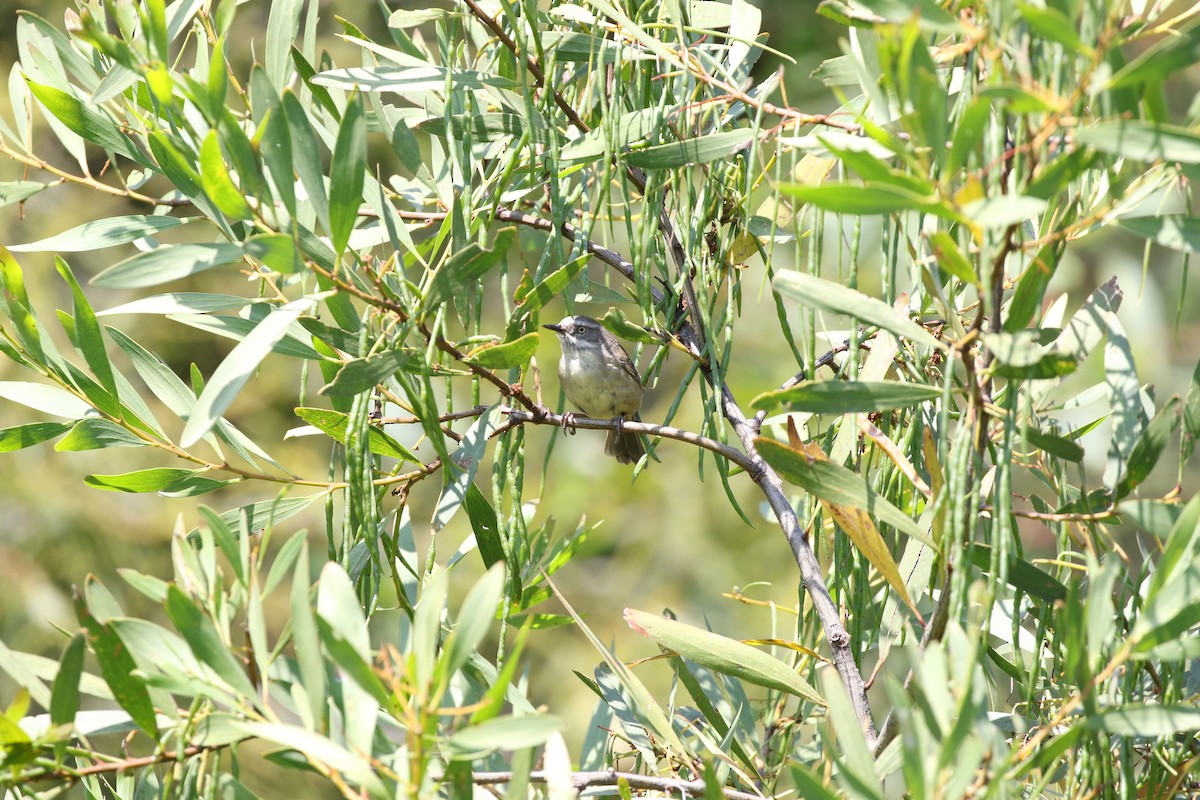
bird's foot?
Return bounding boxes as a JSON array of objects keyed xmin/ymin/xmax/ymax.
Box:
[{"xmin": 560, "ymin": 412, "xmax": 578, "ymax": 435}]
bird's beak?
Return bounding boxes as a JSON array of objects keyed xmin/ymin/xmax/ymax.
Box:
[{"xmin": 543, "ymin": 323, "xmax": 565, "ymax": 333}]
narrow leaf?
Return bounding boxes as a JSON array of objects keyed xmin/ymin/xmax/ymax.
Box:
[
  {"xmin": 182, "ymin": 297, "xmax": 314, "ymax": 446},
  {"xmin": 751, "ymin": 380, "xmax": 942, "ymax": 413},
  {"xmin": 329, "ymin": 94, "xmax": 365, "ymax": 258},
  {"xmin": 10, "ymin": 215, "xmax": 185, "ymax": 252},
  {"xmin": 625, "ymin": 609, "xmax": 824, "ymax": 705},
  {"xmin": 293, "ymin": 407, "xmax": 419, "ymax": 461},
  {"xmin": 93, "ymin": 243, "xmax": 245, "ymax": 289}
]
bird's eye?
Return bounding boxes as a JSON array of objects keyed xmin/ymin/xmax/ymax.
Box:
[{"xmin": 576, "ymin": 325, "xmax": 588, "ymax": 335}]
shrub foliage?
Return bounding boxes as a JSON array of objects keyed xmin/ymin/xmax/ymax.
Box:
[{"xmin": 1, "ymin": 0, "xmax": 1199, "ymax": 797}]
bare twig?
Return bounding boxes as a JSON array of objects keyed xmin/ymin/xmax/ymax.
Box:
[{"xmin": 471, "ymin": 769, "xmax": 766, "ymax": 800}]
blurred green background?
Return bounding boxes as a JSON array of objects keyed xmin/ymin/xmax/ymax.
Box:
[{"xmin": 1, "ymin": 0, "xmax": 1198, "ymax": 775}]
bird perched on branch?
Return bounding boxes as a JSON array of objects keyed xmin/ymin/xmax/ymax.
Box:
[{"xmin": 543, "ymin": 315, "xmax": 645, "ymax": 464}]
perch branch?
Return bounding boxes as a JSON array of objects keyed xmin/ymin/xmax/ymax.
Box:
[{"xmin": 504, "ymin": 409, "xmax": 757, "ymax": 473}]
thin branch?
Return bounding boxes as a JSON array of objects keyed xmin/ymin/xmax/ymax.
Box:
[
  {"xmin": 471, "ymin": 769, "xmax": 767, "ymax": 800},
  {"xmin": 28, "ymin": 745, "xmax": 219, "ymax": 783},
  {"xmin": 505, "ymin": 409, "xmax": 757, "ymax": 473}
]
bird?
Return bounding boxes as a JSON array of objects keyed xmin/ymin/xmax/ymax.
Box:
[{"xmin": 543, "ymin": 315, "xmax": 646, "ymax": 464}]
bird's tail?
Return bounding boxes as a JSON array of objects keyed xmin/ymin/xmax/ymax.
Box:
[{"xmin": 605, "ymin": 426, "xmax": 645, "ymax": 465}]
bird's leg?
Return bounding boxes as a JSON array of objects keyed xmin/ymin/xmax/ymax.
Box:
[
  {"xmin": 613, "ymin": 413, "xmax": 626, "ymax": 438},
  {"xmin": 560, "ymin": 411, "xmax": 577, "ymax": 435}
]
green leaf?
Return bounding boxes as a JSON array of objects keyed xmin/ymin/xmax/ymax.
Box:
[
  {"xmin": 968, "ymin": 544, "xmax": 1067, "ymax": 604},
  {"xmin": 1116, "ymin": 500, "xmax": 1182, "ymax": 538},
  {"xmin": 599, "ymin": 308, "xmax": 657, "ymax": 344},
  {"xmin": 182, "ymin": 297, "xmax": 314, "ymax": 447},
  {"xmin": 329, "ymin": 93, "xmax": 366, "ymax": 258},
  {"xmin": 1005, "ymin": 244, "xmax": 1061, "ymax": 332},
  {"xmin": 1085, "ymin": 705, "xmax": 1200, "ymax": 736},
  {"xmin": 464, "ymin": 332, "xmax": 539, "ymax": 369},
  {"xmin": 168, "ymin": 312, "xmax": 322, "ymax": 361},
  {"xmin": 625, "ymin": 129, "xmax": 755, "ymax": 169},
  {"xmin": 433, "ymin": 408, "xmax": 496, "ymax": 532},
  {"xmin": 233, "ymin": 720, "xmax": 385, "ymax": 794},
  {"xmin": 1148, "ymin": 494, "xmax": 1200, "ymax": 598},
  {"xmin": 282, "ymin": 90, "xmax": 330, "ymax": 232},
  {"xmin": 464, "ymin": 483, "xmax": 505, "ymax": 569},
  {"xmin": 1077, "ymin": 121, "xmax": 1200, "ymax": 164},
  {"xmin": 751, "ymin": 380, "xmax": 942, "ymax": 413},
  {"xmin": 75, "ymin": 585, "xmax": 158, "ymax": 736},
  {"xmin": 1133, "ymin": 559, "xmax": 1200, "ymax": 652},
  {"xmin": 164, "ymin": 586, "xmax": 259, "ymax": 699},
  {"xmin": 199, "ymin": 131, "xmax": 254, "ymax": 220},
  {"xmin": 773, "ymin": 270, "xmax": 944, "ymax": 349},
  {"xmin": 962, "ymin": 194, "xmax": 1047, "ymax": 229},
  {"xmin": 56, "ymin": 418, "xmax": 146, "ymax": 451},
  {"xmin": 0, "ymin": 421, "xmax": 73, "ymax": 452},
  {"xmin": 0, "ymin": 381, "xmax": 92, "ymax": 418},
  {"xmin": 93, "ymin": 243, "xmax": 246, "ymax": 288},
  {"xmin": 560, "ymin": 107, "xmax": 672, "ymax": 162},
  {"xmin": 294, "ymin": 407, "xmax": 419, "ymax": 461},
  {"xmin": 49, "ymin": 634, "xmax": 85, "ymax": 726},
  {"xmin": 1118, "ymin": 215, "xmax": 1200, "ymax": 253},
  {"xmin": 0, "ymin": 181, "xmax": 49, "ymax": 207},
  {"xmin": 1015, "ymin": 3, "xmax": 1086, "ymax": 54},
  {"xmin": 313, "ymin": 66, "xmax": 519, "ymax": 93},
  {"xmin": 756, "ymin": 438, "xmax": 930, "ymax": 544},
  {"xmin": 780, "ymin": 182, "xmax": 959, "ymax": 222},
  {"xmin": 265, "ymin": 0, "xmax": 304, "ymax": 89},
  {"xmin": 320, "ymin": 349, "xmax": 419, "ymax": 397},
  {"xmin": 624, "ymin": 609, "xmax": 824, "ymax": 705},
  {"xmin": 56, "ymin": 256, "xmax": 117, "ymax": 401},
  {"xmin": 1022, "ymin": 425, "xmax": 1084, "ymax": 462},
  {"xmin": 420, "ymin": 112, "xmax": 550, "ymax": 144},
  {"xmin": 25, "ymin": 80, "xmax": 146, "ymax": 165},
  {"xmin": 927, "ymin": 231, "xmax": 979, "ymax": 285},
  {"xmin": 98, "ymin": 293, "xmax": 254, "ymax": 317},
  {"xmin": 447, "ymin": 714, "xmax": 564, "ymax": 757},
  {"xmin": 1116, "ymin": 397, "xmax": 1179, "ymax": 498},
  {"xmin": 85, "ymin": 468, "xmax": 198, "ymax": 493},
  {"xmin": 10, "ymin": 215, "xmax": 186, "ymax": 252},
  {"xmin": 513, "ymin": 253, "xmax": 590, "ymax": 314},
  {"xmin": 423, "ymin": 228, "xmax": 515, "ymax": 314},
  {"xmin": 0, "ymin": 245, "xmax": 45, "ymax": 363},
  {"xmin": 197, "ymin": 496, "xmax": 319, "ymax": 541},
  {"xmin": 245, "ymin": 234, "xmax": 303, "ymax": 274}
]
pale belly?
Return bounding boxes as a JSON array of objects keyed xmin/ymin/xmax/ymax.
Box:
[{"xmin": 559, "ymin": 352, "xmax": 640, "ymax": 418}]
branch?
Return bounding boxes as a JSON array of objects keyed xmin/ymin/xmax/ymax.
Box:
[
  {"xmin": 27, "ymin": 745, "xmax": 220, "ymax": 783},
  {"xmin": 471, "ymin": 769, "xmax": 766, "ymax": 800},
  {"xmin": 505, "ymin": 409, "xmax": 757, "ymax": 473}
]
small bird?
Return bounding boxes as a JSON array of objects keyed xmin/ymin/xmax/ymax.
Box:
[{"xmin": 543, "ymin": 315, "xmax": 645, "ymax": 464}]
